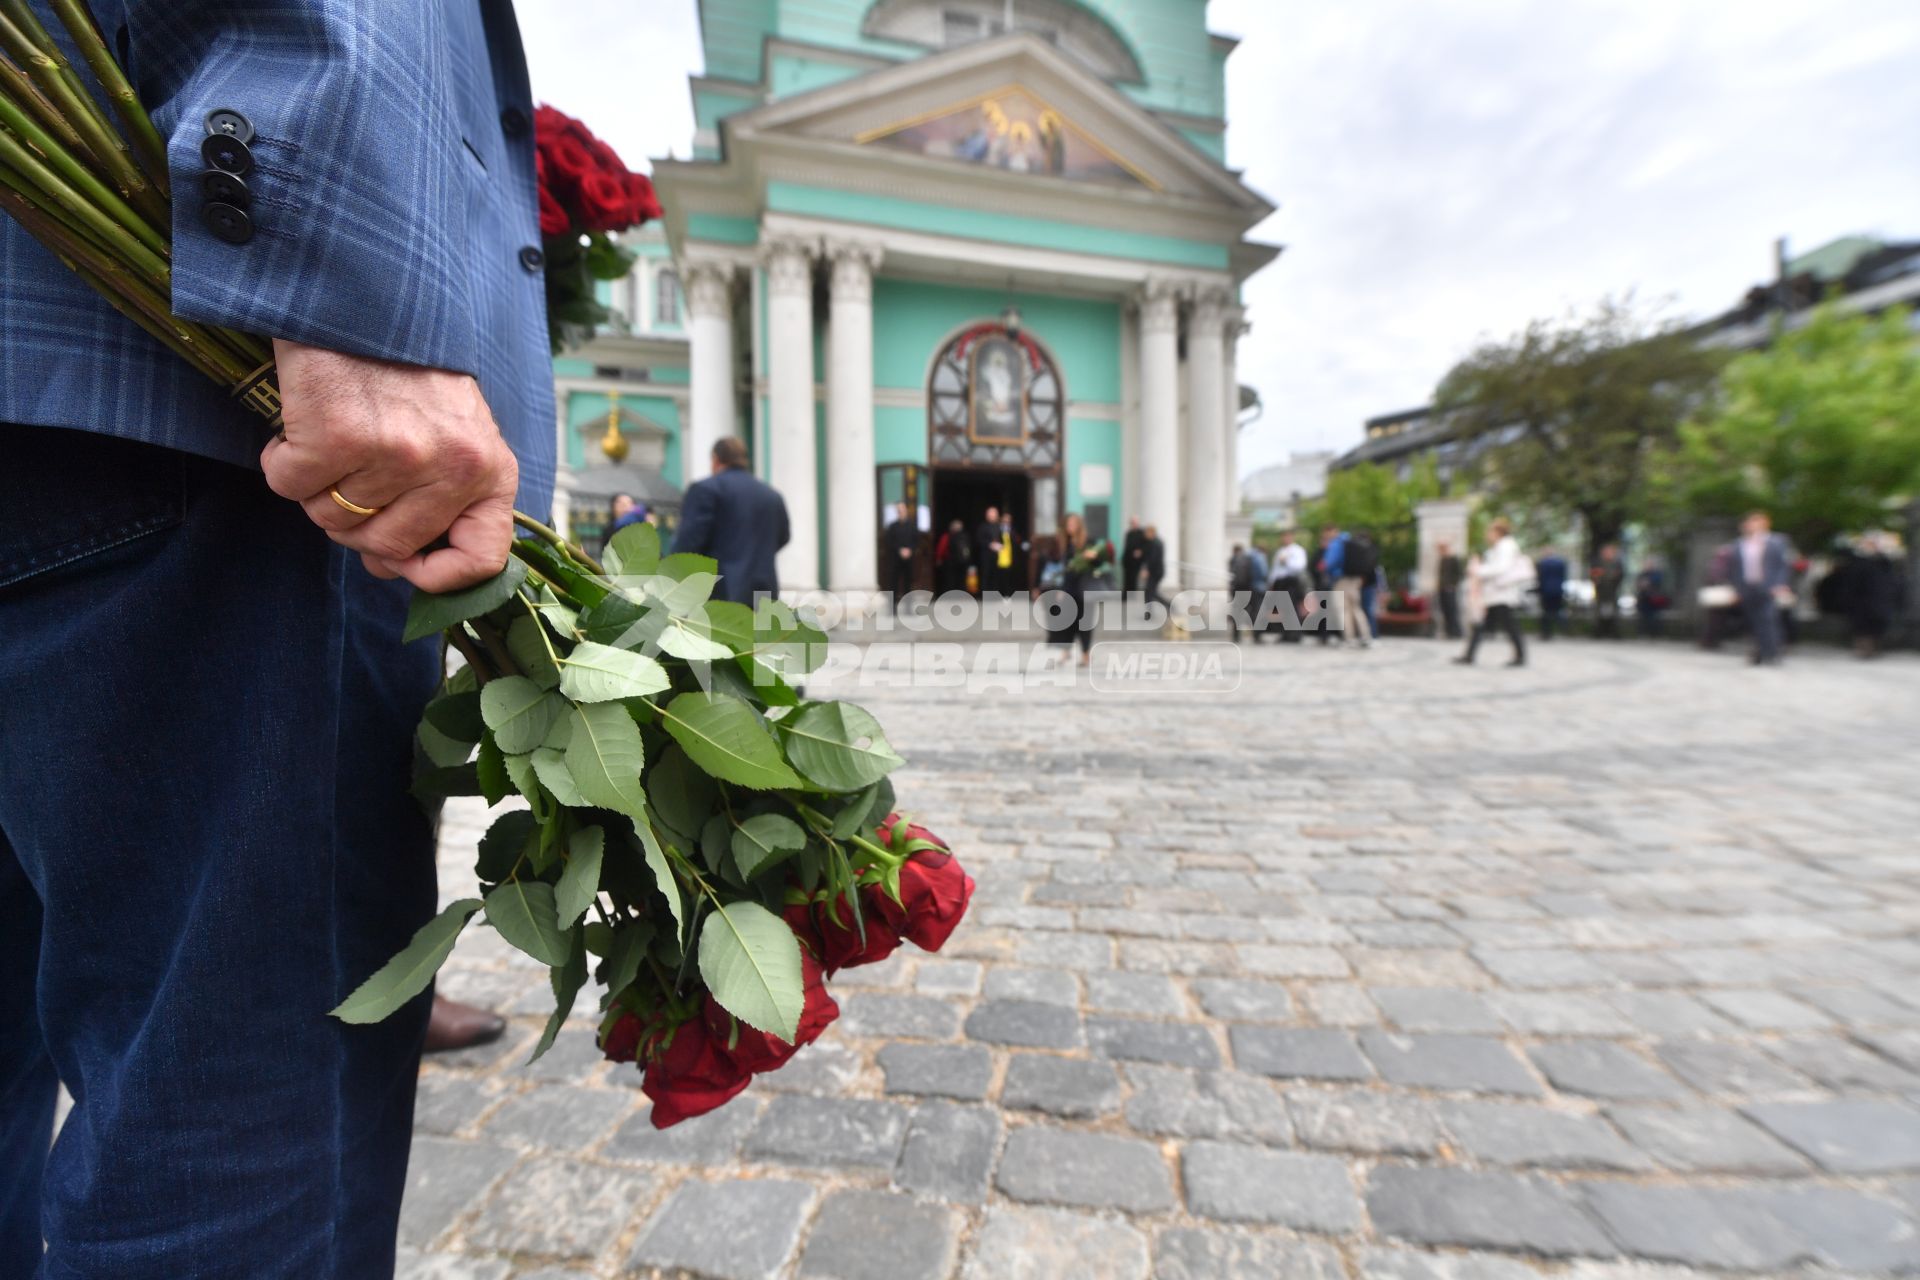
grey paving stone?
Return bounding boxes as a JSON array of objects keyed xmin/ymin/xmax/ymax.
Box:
[
  {"xmin": 1154, "ymin": 1227, "xmax": 1346, "ymax": 1280},
  {"xmin": 1754, "ymin": 1181, "xmax": 1920, "ymax": 1272},
  {"xmin": 1860, "ymin": 1028, "xmax": 1920, "ymax": 1072},
  {"xmin": 1527, "ymin": 1041, "xmax": 1691, "ymax": 1101},
  {"xmin": 1288, "ymin": 1087, "xmax": 1445, "ymax": 1155},
  {"xmin": 1231, "ymin": 1027, "xmax": 1374, "ymax": 1081},
  {"xmin": 798, "ymin": 1189, "xmax": 962, "ymax": 1280},
  {"xmin": 1371, "ymin": 987, "xmax": 1503, "ymax": 1033},
  {"xmin": 510, "ymin": 1270, "xmax": 594, "ymax": 1280},
  {"xmin": 1354, "ymin": 1247, "xmax": 1543, "ymax": 1280},
  {"xmin": 1762, "ymin": 1033, "xmax": 1920, "ymax": 1089},
  {"xmin": 1182, "ymin": 1142, "xmax": 1361, "ymax": 1231},
  {"xmin": 1436, "ymin": 1100, "xmax": 1651, "ymax": 1171},
  {"xmin": 1599, "ymin": 990, "xmax": 1735, "ymax": 1037},
  {"xmin": 745, "ymin": 1095, "xmax": 910, "ymax": 1170},
  {"xmin": 1699, "ymin": 988, "xmax": 1832, "ymax": 1031},
  {"xmin": 961, "ymin": 1207, "xmax": 1149, "ymax": 1280},
  {"xmin": 464, "ymin": 1155, "xmax": 655, "ymax": 1261},
  {"xmin": 1121, "ymin": 1065, "xmax": 1293, "ymax": 1142},
  {"xmin": 1087, "ymin": 1017, "xmax": 1222, "ymax": 1068},
  {"xmin": 1303, "ymin": 982, "xmax": 1382, "ymax": 1027},
  {"xmin": 480, "ymin": 1083, "xmax": 633, "ymax": 1152},
  {"xmin": 755, "ymin": 1041, "xmax": 861, "ymax": 1094},
  {"xmin": 1653, "ymin": 1039, "xmax": 1811, "ymax": 1097},
  {"xmin": 915, "ymin": 959, "xmax": 984, "ymax": 996},
  {"xmin": 1018, "ymin": 929, "xmax": 1114, "ymax": 969},
  {"xmin": 981, "ymin": 967, "xmax": 1080, "ymax": 1006},
  {"xmin": 1366, "ymin": 1165, "xmax": 1615, "ymax": 1258},
  {"xmin": 1086, "ymin": 970, "xmax": 1187, "ymax": 1016},
  {"xmin": 1605, "ymin": 1104, "xmax": 1808, "ymax": 1173},
  {"xmin": 1488, "ymin": 992, "xmax": 1635, "ymax": 1037},
  {"xmin": 1001, "ymin": 1054, "xmax": 1121, "ymax": 1118},
  {"xmin": 1238, "ymin": 944, "xmax": 1351, "ymax": 978},
  {"xmin": 996, "ymin": 1128, "xmax": 1175, "ymax": 1212},
  {"xmin": 394, "ymin": 1251, "xmax": 513, "ymax": 1280},
  {"xmin": 895, "ymin": 1101, "xmax": 1001, "ymax": 1203},
  {"xmin": 398, "ymin": 1137, "xmax": 518, "ymax": 1250},
  {"xmin": 1743, "ymin": 1098, "xmax": 1920, "ymax": 1173},
  {"xmin": 838, "ymin": 992, "xmax": 961, "ymax": 1039},
  {"xmin": 965, "ymin": 999, "xmax": 1082, "ymax": 1049},
  {"xmin": 1470, "ymin": 949, "xmax": 1612, "ymax": 989},
  {"xmin": 412, "ymin": 1074, "xmax": 495, "ymax": 1137},
  {"xmin": 1189, "ymin": 977, "xmax": 1295, "ymax": 1021},
  {"xmin": 1581, "ymin": 1182, "xmax": 1806, "ymax": 1271},
  {"xmin": 1359, "ymin": 1032, "xmax": 1542, "ymax": 1096},
  {"xmin": 510, "ymin": 1027, "xmax": 606, "ymax": 1085},
  {"xmin": 877, "ymin": 1042, "xmax": 994, "ymax": 1100},
  {"xmin": 629, "ymin": 1178, "xmax": 815, "ymax": 1280},
  {"xmin": 604, "ymin": 1093, "xmax": 762, "ymax": 1166}
]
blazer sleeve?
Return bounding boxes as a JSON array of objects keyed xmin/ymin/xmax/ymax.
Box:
[
  {"xmin": 127, "ymin": 0, "xmax": 491, "ymax": 377},
  {"xmin": 773, "ymin": 492, "xmax": 791, "ymax": 551},
  {"xmin": 672, "ymin": 482, "xmax": 716, "ymax": 557}
]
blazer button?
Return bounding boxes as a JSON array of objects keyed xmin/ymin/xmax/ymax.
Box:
[
  {"xmin": 203, "ymin": 202, "xmax": 253, "ymax": 245},
  {"xmin": 201, "ymin": 169, "xmax": 250, "ymax": 207},
  {"xmin": 204, "ymin": 108, "xmax": 255, "ymax": 144},
  {"xmin": 500, "ymin": 106, "xmax": 529, "ymax": 138},
  {"xmin": 519, "ymin": 245, "xmax": 545, "ymax": 272},
  {"xmin": 201, "ymin": 132, "xmax": 254, "ymax": 176}
]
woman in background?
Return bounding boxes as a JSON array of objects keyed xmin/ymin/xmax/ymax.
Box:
[{"xmin": 1045, "ymin": 512, "xmax": 1111, "ymax": 666}]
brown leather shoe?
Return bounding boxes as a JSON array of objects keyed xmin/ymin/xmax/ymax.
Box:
[{"xmin": 423, "ymin": 995, "xmax": 507, "ymax": 1054}]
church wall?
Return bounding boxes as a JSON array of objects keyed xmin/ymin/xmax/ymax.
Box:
[{"xmin": 564, "ymin": 390, "xmax": 686, "ymax": 489}]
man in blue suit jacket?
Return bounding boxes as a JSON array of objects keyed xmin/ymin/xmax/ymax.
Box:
[
  {"xmin": 0, "ymin": 4, "xmax": 552, "ymax": 1276},
  {"xmin": 672, "ymin": 437, "xmax": 792, "ymax": 604},
  {"xmin": 1729, "ymin": 509, "xmax": 1795, "ymax": 665}
]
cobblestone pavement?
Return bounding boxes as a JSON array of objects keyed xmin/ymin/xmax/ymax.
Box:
[{"xmin": 401, "ymin": 638, "xmax": 1920, "ymax": 1280}]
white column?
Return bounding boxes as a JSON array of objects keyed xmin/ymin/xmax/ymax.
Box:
[
  {"xmin": 683, "ymin": 259, "xmax": 736, "ymax": 483},
  {"xmin": 764, "ymin": 236, "xmax": 819, "ymax": 592},
  {"xmin": 826, "ymin": 241, "xmax": 882, "ymax": 592},
  {"xmin": 1137, "ymin": 278, "xmax": 1183, "ymax": 585},
  {"xmin": 1119, "ymin": 298, "xmax": 1142, "ymax": 526},
  {"xmin": 1183, "ymin": 288, "xmax": 1230, "ymax": 590},
  {"xmin": 1223, "ymin": 309, "xmax": 1246, "ymax": 514}
]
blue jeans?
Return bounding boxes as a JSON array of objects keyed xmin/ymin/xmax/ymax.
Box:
[{"xmin": 1, "ymin": 424, "xmax": 440, "ymax": 1278}]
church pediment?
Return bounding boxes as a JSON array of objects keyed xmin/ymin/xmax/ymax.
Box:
[{"xmin": 726, "ymin": 32, "xmax": 1269, "ymax": 215}]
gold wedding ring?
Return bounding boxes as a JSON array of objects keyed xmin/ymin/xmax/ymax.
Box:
[{"xmin": 328, "ymin": 487, "xmax": 382, "ymax": 518}]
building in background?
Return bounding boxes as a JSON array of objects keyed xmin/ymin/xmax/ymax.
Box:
[
  {"xmin": 1241, "ymin": 450, "xmax": 1333, "ymax": 529},
  {"xmin": 554, "ymin": 0, "xmax": 1279, "ymax": 592}
]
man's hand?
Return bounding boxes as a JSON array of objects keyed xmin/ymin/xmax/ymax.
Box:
[{"xmin": 261, "ymin": 339, "xmax": 519, "ymax": 593}]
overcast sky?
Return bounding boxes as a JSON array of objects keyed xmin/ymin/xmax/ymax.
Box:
[{"xmin": 518, "ymin": 1, "xmax": 1920, "ymax": 477}]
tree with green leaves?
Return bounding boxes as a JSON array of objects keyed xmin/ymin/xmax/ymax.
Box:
[
  {"xmin": 1654, "ymin": 303, "xmax": 1920, "ymax": 549},
  {"xmin": 1435, "ymin": 297, "xmax": 1727, "ymax": 559},
  {"xmin": 1298, "ymin": 457, "xmax": 1457, "ymax": 580}
]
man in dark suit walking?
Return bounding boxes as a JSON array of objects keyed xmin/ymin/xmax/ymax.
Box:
[
  {"xmin": 1120, "ymin": 517, "xmax": 1146, "ymax": 601},
  {"xmin": 883, "ymin": 501, "xmax": 918, "ymax": 608},
  {"xmin": 673, "ymin": 437, "xmax": 791, "ymax": 604},
  {"xmin": 1730, "ymin": 509, "xmax": 1794, "ymax": 666}
]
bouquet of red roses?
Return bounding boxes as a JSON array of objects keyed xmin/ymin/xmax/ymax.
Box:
[{"xmin": 533, "ymin": 105, "xmax": 662, "ymax": 354}]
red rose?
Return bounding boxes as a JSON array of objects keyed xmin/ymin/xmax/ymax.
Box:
[
  {"xmin": 624, "ymin": 171, "xmax": 663, "ymax": 223},
  {"xmin": 812, "ymin": 888, "xmax": 904, "ymax": 973},
  {"xmin": 642, "ymin": 1017, "xmax": 751, "ymax": 1129},
  {"xmin": 538, "ymin": 183, "xmax": 571, "ymax": 237},
  {"xmin": 897, "ymin": 847, "xmax": 975, "ymax": 952},
  {"xmin": 600, "ymin": 1011, "xmax": 644, "ymax": 1063},
  {"xmin": 783, "ymin": 897, "xmax": 825, "ymax": 959},
  {"xmin": 578, "ymin": 170, "xmax": 635, "ymax": 232},
  {"xmin": 705, "ymin": 949, "xmax": 838, "ymax": 1074}
]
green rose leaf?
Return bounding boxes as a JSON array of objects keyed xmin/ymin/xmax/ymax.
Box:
[
  {"xmin": 410, "ymin": 761, "xmax": 481, "ymax": 804},
  {"xmin": 603, "ymin": 920, "xmax": 653, "ymax": 1000},
  {"xmin": 656, "ymin": 617, "xmax": 735, "ymax": 662},
  {"xmin": 577, "ymin": 594, "xmax": 668, "ymax": 651},
  {"xmin": 564, "ymin": 704, "xmax": 648, "ymax": 817},
  {"xmin": 529, "ymin": 747, "xmax": 588, "ymax": 807},
  {"xmin": 831, "ymin": 784, "xmax": 881, "ymax": 839},
  {"xmin": 402, "ymin": 559, "xmax": 528, "ymax": 643},
  {"xmin": 696, "ymin": 899, "xmax": 804, "ymax": 1041},
  {"xmin": 661, "ymin": 692, "xmax": 805, "ymax": 791},
  {"xmin": 700, "ymin": 813, "xmax": 734, "ymax": 879},
  {"xmin": 754, "ymin": 601, "xmax": 830, "ymax": 675},
  {"xmin": 559, "ymin": 641, "xmax": 672, "ymax": 703},
  {"xmin": 528, "ymin": 930, "xmax": 587, "ymax": 1064},
  {"xmin": 506, "ymin": 614, "xmax": 562, "ymax": 690},
  {"xmin": 476, "ymin": 809, "xmax": 537, "ymax": 883},
  {"xmin": 331, "ymin": 898, "xmax": 482, "ymax": 1023},
  {"xmin": 604, "ymin": 523, "xmax": 661, "ymax": 578},
  {"xmin": 423, "ymin": 689, "xmax": 485, "ymax": 741},
  {"xmin": 646, "ymin": 744, "xmax": 716, "ymax": 842},
  {"xmin": 630, "ymin": 817, "xmax": 686, "ymax": 942},
  {"xmin": 779, "ymin": 702, "xmax": 905, "ymax": 791},
  {"xmin": 732, "ymin": 813, "xmax": 807, "ymax": 881},
  {"xmin": 658, "ymin": 553, "xmax": 718, "ymax": 582},
  {"xmin": 501, "ymin": 751, "xmax": 548, "ymax": 819},
  {"xmin": 484, "ymin": 879, "xmax": 572, "ymax": 967},
  {"xmin": 481, "ymin": 676, "xmax": 566, "ymax": 754},
  {"xmin": 418, "ymin": 719, "xmax": 476, "ymax": 769},
  {"xmin": 555, "ymin": 825, "xmax": 605, "ymax": 926},
  {"xmin": 475, "ymin": 735, "xmax": 511, "ymax": 806},
  {"xmin": 704, "ymin": 600, "xmax": 756, "ymax": 652}
]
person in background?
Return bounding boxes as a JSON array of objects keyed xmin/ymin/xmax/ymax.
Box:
[
  {"xmin": 1730, "ymin": 509, "xmax": 1793, "ymax": 666},
  {"xmin": 1847, "ymin": 532, "xmax": 1900, "ymax": 659},
  {"xmin": 1272, "ymin": 529, "xmax": 1310, "ymax": 643},
  {"xmin": 1455, "ymin": 517, "xmax": 1530, "ymax": 667},
  {"xmin": 671, "ymin": 437, "xmax": 789, "ymax": 605},
  {"xmin": 1534, "ymin": 546, "xmax": 1568, "ymax": 639},
  {"xmin": 1436, "ymin": 540, "xmax": 1465, "ymax": 639},
  {"xmin": 1591, "ymin": 543, "xmax": 1626, "ymax": 639},
  {"xmin": 1120, "ymin": 517, "xmax": 1147, "ymax": 603},
  {"xmin": 1044, "ymin": 513, "xmax": 1111, "ymax": 666},
  {"xmin": 1634, "ymin": 557, "xmax": 1671, "ymax": 638},
  {"xmin": 1338, "ymin": 526, "xmax": 1378, "ymax": 649},
  {"xmin": 974, "ymin": 506, "xmax": 1003, "ymax": 597},
  {"xmin": 884, "ymin": 501, "xmax": 918, "ymax": 609},
  {"xmin": 1227, "ymin": 543, "xmax": 1253, "ymax": 641},
  {"xmin": 1312, "ymin": 525, "xmax": 1342, "ymax": 644},
  {"xmin": 1141, "ymin": 524, "xmax": 1168, "ymax": 610},
  {"xmin": 608, "ymin": 492, "xmax": 648, "ymax": 535},
  {"xmin": 935, "ymin": 518, "xmax": 974, "ymax": 597},
  {"xmin": 1245, "ymin": 541, "xmax": 1271, "ymax": 642}
]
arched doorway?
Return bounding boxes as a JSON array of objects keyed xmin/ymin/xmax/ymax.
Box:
[{"xmin": 914, "ymin": 318, "xmax": 1065, "ymax": 592}]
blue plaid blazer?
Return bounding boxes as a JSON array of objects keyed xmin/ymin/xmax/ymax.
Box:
[{"xmin": 0, "ymin": 0, "xmax": 555, "ymax": 518}]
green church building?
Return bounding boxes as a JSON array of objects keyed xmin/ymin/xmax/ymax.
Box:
[{"xmin": 552, "ymin": 0, "xmax": 1278, "ymax": 594}]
